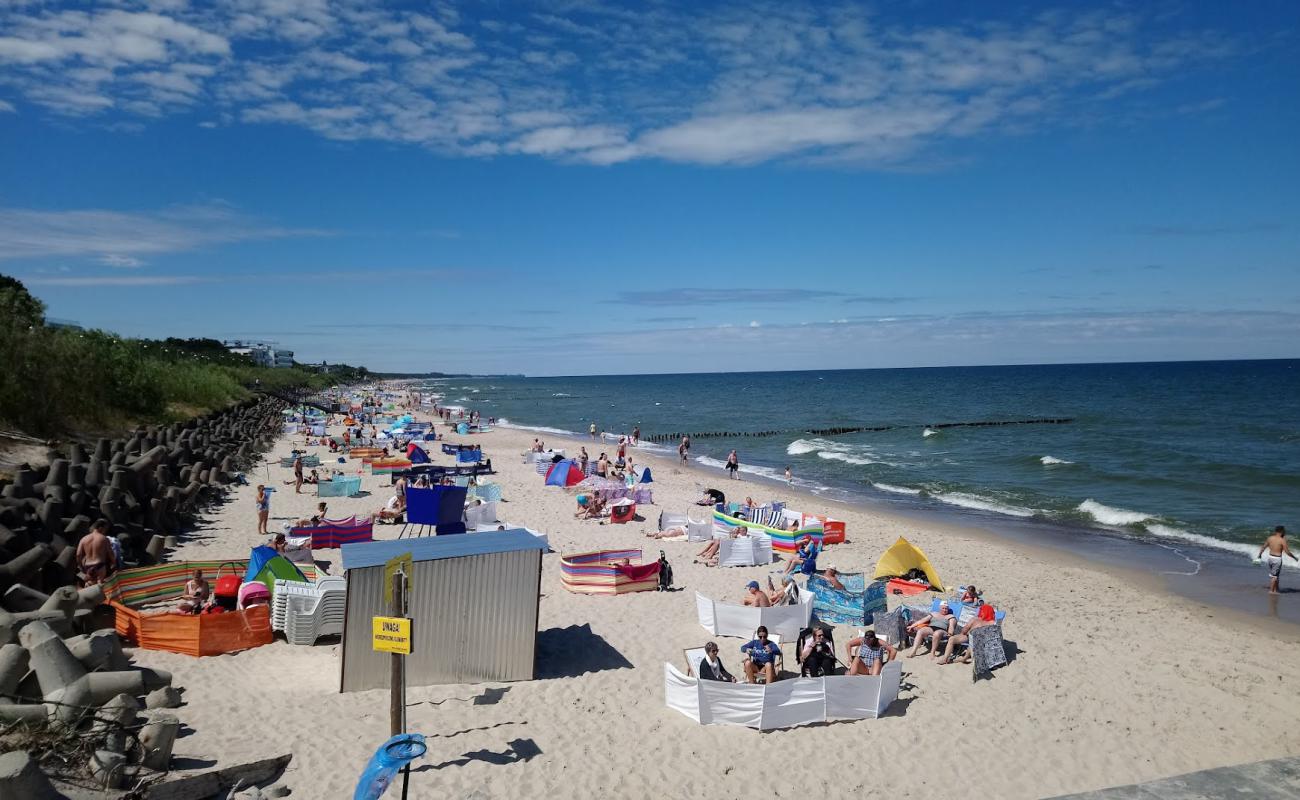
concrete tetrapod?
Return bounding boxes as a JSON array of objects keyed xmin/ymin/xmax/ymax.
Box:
[
  {"xmin": 19, "ymin": 620, "xmax": 155, "ymax": 726},
  {"xmin": 0, "ymin": 751, "xmax": 62, "ymax": 799}
]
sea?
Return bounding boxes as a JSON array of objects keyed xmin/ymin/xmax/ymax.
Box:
[{"xmin": 420, "ymin": 360, "xmax": 1300, "ymax": 617}]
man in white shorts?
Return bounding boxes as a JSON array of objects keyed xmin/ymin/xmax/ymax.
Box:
[{"xmin": 1257, "ymin": 526, "xmax": 1297, "ymax": 595}]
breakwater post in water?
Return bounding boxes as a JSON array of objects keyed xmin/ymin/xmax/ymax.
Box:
[{"xmin": 643, "ymin": 418, "xmax": 1074, "ymax": 444}]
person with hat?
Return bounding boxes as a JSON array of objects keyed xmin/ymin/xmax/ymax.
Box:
[
  {"xmin": 742, "ymin": 580, "xmax": 771, "ymax": 607},
  {"xmin": 697, "ymin": 642, "xmax": 736, "ymax": 682}
]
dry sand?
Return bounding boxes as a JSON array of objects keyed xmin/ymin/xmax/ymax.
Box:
[{"xmin": 139, "ymin": 404, "xmax": 1300, "ymax": 799}]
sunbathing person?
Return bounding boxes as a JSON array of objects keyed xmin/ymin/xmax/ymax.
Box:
[
  {"xmin": 698, "ymin": 642, "xmax": 736, "ymax": 682},
  {"xmin": 800, "ymin": 627, "xmax": 837, "ymax": 677},
  {"xmin": 695, "ymin": 527, "xmax": 747, "ymax": 565},
  {"xmin": 178, "ymin": 570, "xmax": 210, "ymax": 614},
  {"xmin": 741, "ymin": 626, "xmax": 781, "ymax": 683},
  {"xmin": 960, "ymin": 585, "xmax": 982, "ymax": 605},
  {"xmin": 846, "ymin": 632, "xmax": 897, "ymax": 676},
  {"xmin": 646, "ymin": 524, "xmax": 687, "ymax": 539},
  {"xmin": 742, "ymin": 580, "xmax": 771, "ymax": 607},
  {"xmin": 304, "ymin": 469, "xmax": 320, "ymax": 485},
  {"xmin": 782, "ymin": 535, "xmax": 819, "ymax": 575},
  {"xmin": 938, "ymin": 608, "xmax": 997, "ymax": 665},
  {"xmin": 820, "ymin": 566, "xmax": 846, "ymax": 591},
  {"xmin": 376, "ymin": 494, "xmax": 405, "ymax": 523},
  {"xmin": 764, "ymin": 574, "xmax": 797, "ymax": 605},
  {"xmin": 908, "ymin": 601, "xmax": 957, "ymax": 657}
]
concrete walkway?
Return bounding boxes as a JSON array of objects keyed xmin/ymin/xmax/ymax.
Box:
[{"xmin": 1051, "ymin": 757, "xmax": 1300, "ymax": 799}]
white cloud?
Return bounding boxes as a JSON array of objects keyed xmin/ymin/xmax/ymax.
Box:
[
  {"xmin": 0, "ymin": 3, "xmax": 1240, "ymax": 166},
  {"xmin": 98, "ymin": 253, "xmax": 144, "ymax": 268},
  {"xmin": 0, "ymin": 203, "xmax": 327, "ymax": 262},
  {"xmin": 23, "ymin": 275, "xmax": 209, "ymax": 286}
]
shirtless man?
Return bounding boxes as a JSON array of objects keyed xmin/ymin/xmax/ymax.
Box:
[
  {"xmin": 293, "ymin": 455, "xmax": 304, "ymax": 494},
  {"xmin": 742, "ymin": 580, "xmax": 771, "ymax": 608},
  {"xmin": 76, "ymin": 519, "xmax": 116, "ymax": 585},
  {"xmin": 1257, "ymin": 526, "xmax": 1298, "ymax": 594}
]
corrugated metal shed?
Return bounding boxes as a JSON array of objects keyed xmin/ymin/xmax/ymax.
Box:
[{"xmin": 340, "ymin": 529, "xmax": 545, "ymax": 693}]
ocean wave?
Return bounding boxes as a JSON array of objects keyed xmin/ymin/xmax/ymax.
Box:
[
  {"xmin": 935, "ymin": 492, "xmax": 1037, "ymax": 518},
  {"xmin": 817, "ymin": 451, "xmax": 877, "ymax": 465},
  {"xmin": 1143, "ymin": 523, "xmax": 1299, "ymax": 569},
  {"xmin": 873, "ymin": 482, "xmax": 922, "ymax": 496},
  {"xmin": 1078, "ymin": 499, "xmax": 1150, "ymax": 527},
  {"xmin": 1040, "ymin": 456, "xmax": 1073, "ymax": 465},
  {"xmin": 922, "ymin": 428, "xmax": 938, "ymax": 438},
  {"xmin": 552, "ymin": 393, "xmax": 574, "ymax": 397},
  {"xmin": 786, "ymin": 439, "xmax": 820, "ymax": 455}
]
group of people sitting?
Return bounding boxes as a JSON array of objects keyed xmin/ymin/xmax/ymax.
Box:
[
  {"xmin": 903, "ymin": 586, "xmax": 996, "ymax": 665},
  {"xmin": 697, "ymin": 624, "xmax": 900, "ymax": 685}
]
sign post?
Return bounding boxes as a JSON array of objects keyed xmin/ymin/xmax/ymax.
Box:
[{"xmin": 374, "ymin": 552, "xmax": 413, "ymax": 799}]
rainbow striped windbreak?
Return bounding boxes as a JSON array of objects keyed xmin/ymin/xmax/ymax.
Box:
[
  {"xmin": 711, "ymin": 510, "xmax": 824, "ymax": 555},
  {"xmin": 560, "ymin": 549, "xmax": 660, "ymax": 595},
  {"xmin": 102, "ymin": 559, "xmax": 319, "ymax": 608}
]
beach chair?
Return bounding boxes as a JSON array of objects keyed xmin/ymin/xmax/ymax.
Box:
[{"xmin": 683, "ymin": 647, "xmax": 708, "ymax": 677}]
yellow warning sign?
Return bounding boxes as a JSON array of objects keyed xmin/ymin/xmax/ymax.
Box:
[{"xmin": 371, "ymin": 616, "xmax": 412, "ymax": 655}]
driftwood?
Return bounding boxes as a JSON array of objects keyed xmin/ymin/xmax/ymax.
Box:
[{"xmin": 142, "ymin": 753, "xmax": 292, "ymax": 800}]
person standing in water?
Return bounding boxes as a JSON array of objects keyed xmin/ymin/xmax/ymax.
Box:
[
  {"xmin": 725, "ymin": 449, "xmax": 739, "ymax": 479},
  {"xmin": 1258, "ymin": 526, "xmax": 1297, "ymax": 594},
  {"xmin": 589, "ymin": 422, "xmax": 597, "ymax": 439}
]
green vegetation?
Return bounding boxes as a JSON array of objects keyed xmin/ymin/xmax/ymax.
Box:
[{"xmin": 0, "ymin": 275, "xmax": 371, "ymax": 435}]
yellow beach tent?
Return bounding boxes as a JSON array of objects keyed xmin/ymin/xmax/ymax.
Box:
[{"xmin": 874, "ymin": 536, "xmax": 944, "ymax": 591}]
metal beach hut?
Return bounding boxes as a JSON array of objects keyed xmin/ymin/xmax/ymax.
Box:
[{"xmin": 339, "ymin": 529, "xmax": 546, "ymax": 692}]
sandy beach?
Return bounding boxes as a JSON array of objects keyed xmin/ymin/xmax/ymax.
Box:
[{"xmin": 139, "ymin": 401, "xmax": 1300, "ymax": 799}]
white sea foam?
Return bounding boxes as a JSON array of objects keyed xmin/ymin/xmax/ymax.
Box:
[
  {"xmin": 817, "ymin": 451, "xmax": 877, "ymax": 465},
  {"xmin": 552, "ymin": 393, "xmax": 573, "ymax": 397},
  {"xmin": 1078, "ymin": 499, "xmax": 1150, "ymax": 527},
  {"xmin": 695, "ymin": 456, "xmax": 784, "ymax": 480},
  {"xmin": 935, "ymin": 492, "xmax": 1037, "ymax": 518},
  {"xmin": 1142, "ymin": 523, "xmax": 1298, "ymax": 569},
  {"xmin": 873, "ymin": 482, "xmax": 922, "ymax": 496},
  {"xmin": 922, "ymin": 428, "xmax": 938, "ymax": 438},
  {"xmin": 1040, "ymin": 455, "xmax": 1072, "ymax": 465},
  {"xmin": 786, "ymin": 439, "xmax": 819, "ymax": 455},
  {"xmin": 497, "ymin": 421, "xmax": 579, "ymax": 437}
]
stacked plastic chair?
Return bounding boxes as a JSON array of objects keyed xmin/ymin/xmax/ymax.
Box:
[{"xmin": 271, "ymin": 575, "xmax": 347, "ymax": 645}]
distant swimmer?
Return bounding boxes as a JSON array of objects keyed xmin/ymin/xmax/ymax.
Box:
[{"xmin": 1257, "ymin": 526, "xmax": 1297, "ymax": 594}]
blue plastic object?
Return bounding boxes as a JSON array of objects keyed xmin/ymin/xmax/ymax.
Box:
[{"xmin": 354, "ymin": 733, "xmax": 427, "ymax": 800}]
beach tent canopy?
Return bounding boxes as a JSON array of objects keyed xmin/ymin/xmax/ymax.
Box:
[
  {"xmin": 407, "ymin": 443, "xmax": 430, "ymax": 464},
  {"xmin": 639, "ymin": 467, "xmax": 653, "ymax": 484},
  {"xmin": 243, "ymin": 546, "xmax": 308, "ymax": 595},
  {"xmin": 545, "ymin": 459, "xmax": 585, "ymax": 487},
  {"xmin": 873, "ymin": 537, "xmax": 944, "ymax": 592}
]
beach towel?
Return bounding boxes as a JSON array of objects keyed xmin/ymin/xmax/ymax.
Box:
[
  {"xmin": 970, "ymin": 623, "xmax": 1008, "ymax": 681},
  {"xmin": 870, "ymin": 607, "xmax": 908, "ymax": 647}
]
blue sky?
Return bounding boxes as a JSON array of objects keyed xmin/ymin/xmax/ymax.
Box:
[{"xmin": 1, "ymin": 1, "xmax": 1297, "ymax": 375}]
